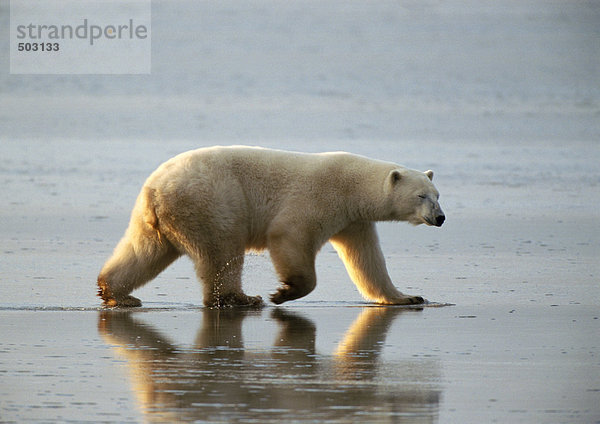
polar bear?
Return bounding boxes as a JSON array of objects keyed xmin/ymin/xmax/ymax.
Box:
[{"xmin": 97, "ymin": 146, "xmax": 444, "ymax": 308}]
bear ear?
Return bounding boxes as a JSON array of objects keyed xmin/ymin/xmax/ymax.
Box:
[
  {"xmin": 390, "ymin": 170, "xmax": 402, "ymax": 184},
  {"xmin": 425, "ymin": 170, "xmax": 434, "ymax": 181}
]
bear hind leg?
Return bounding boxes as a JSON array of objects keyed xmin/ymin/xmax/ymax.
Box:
[{"xmin": 98, "ymin": 231, "xmax": 180, "ymax": 307}]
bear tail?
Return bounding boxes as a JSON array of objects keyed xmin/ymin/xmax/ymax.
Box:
[{"xmin": 140, "ymin": 187, "xmax": 161, "ymax": 242}]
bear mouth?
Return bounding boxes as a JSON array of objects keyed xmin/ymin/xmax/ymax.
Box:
[{"xmin": 423, "ymin": 216, "xmax": 445, "ymax": 227}]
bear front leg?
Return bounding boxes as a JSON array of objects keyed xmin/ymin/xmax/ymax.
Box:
[
  {"xmin": 268, "ymin": 232, "xmax": 318, "ymax": 304},
  {"xmin": 270, "ymin": 273, "xmax": 317, "ymax": 305},
  {"xmin": 330, "ymin": 222, "xmax": 425, "ymax": 305}
]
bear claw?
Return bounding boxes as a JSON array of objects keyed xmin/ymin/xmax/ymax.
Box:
[
  {"xmin": 269, "ymin": 290, "xmax": 286, "ymax": 305},
  {"xmin": 269, "ymin": 286, "xmax": 298, "ymax": 305}
]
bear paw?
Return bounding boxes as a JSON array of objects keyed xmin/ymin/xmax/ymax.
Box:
[
  {"xmin": 270, "ymin": 286, "xmax": 297, "ymax": 305},
  {"xmin": 270, "ymin": 280, "xmax": 315, "ymax": 305},
  {"xmin": 102, "ymin": 295, "xmax": 142, "ymax": 308},
  {"xmin": 207, "ymin": 293, "xmax": 264, "ymax": 309},
  {"xmin": 384, "ymin": 295, "xmax": 425, "ymax": 306}
]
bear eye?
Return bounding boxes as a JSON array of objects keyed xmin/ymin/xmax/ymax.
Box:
[{"xmin": 418, "ymin": 194, "xmax": 427, "ymax": 199}]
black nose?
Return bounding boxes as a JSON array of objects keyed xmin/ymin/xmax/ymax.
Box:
[{"xmin": 435, "ymin": 215, "xmax": 445, "ymax": 227}]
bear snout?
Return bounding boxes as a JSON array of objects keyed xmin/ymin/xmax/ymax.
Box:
[{"xmin": 434, "ymin": 214, "xmax": 445, "ymax": 227}]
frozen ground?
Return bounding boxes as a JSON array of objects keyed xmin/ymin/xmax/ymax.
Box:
[{"xmin": 1, "ymin": 0, "xmax": 599, "ymax": 423}]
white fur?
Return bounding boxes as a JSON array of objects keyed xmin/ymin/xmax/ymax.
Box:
[{"xmin": 97, "ymin": 146, "xmax": 444, "ymax": 307}]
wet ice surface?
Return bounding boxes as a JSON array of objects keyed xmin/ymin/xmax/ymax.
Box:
[
  {"xmin": 1, "ymin": 305, "xmax": 599, "ymax": 423},
  {"xmin": 1, "ymin": 0, "xmax": 600, "ymax": 422}
]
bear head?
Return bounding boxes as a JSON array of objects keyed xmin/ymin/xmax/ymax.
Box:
[{"xmin": 387, "ymin": 168, "xmax": 445, "ymax": 227}]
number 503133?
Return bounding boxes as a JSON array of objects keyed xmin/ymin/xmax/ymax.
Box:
[{"xmin": 18, "ymin": 42, "xmax": 60, "ymax": 52}]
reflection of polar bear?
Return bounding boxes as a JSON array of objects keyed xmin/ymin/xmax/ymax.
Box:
[
  {"xmin": 97, "ymin": 146, "xmax": 445, "ymax": 307},
  {"xmin": 97, "ymin": 308, "xmax": 441, "ymax": 422}
]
